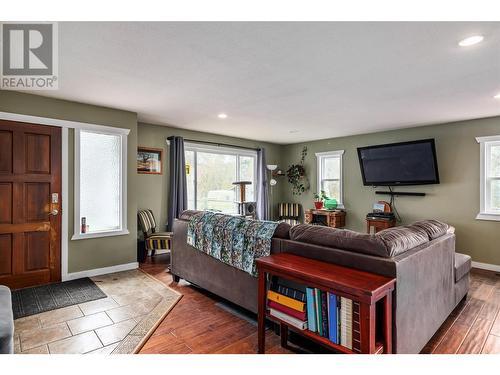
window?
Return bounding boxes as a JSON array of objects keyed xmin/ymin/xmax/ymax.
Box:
[
  {"xmin": 316, "ymin": 150, "xmax": 344, "ymax": 208},
  {"xmin": 73, "ymin": 128, "xmax": 129, "ymax": 239},
  {"xmin": 184, "ymin": 143, "xmax": 257, "ymax": 214},
  {"xmin": 477, "ymin": 135, "xmax": 500, "ymax": 221}
]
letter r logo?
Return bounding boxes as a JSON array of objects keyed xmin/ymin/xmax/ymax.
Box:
[{"xmin": 2, "ymin": 23, "xmax": 53, "ymax": 75}]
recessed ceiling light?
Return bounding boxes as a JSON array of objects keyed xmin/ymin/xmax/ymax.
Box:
[
  {"xmin": 494, "ymin": 93, "xmax": 500, "ymax": 99},
  {"xmin": 458, "ymin": 35, "xmax": 484, "ymax": 47},
  {"xmin": 217, "ymin": 113, "xmax": 228, "ymax": 119}
]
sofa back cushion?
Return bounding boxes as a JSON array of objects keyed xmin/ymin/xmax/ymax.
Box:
[
  {"xmin": 274, "ymin": 222, "xmax": 292, "ymax": 239},
  {"xmin": 290, "ymin": 222, "xmax": 437, "ymax": 258},
  {"xmin": 179, "ymin": 210, "xmax": 200, "ymax": 221},
  {"xmin": 290, "ymin": 224, "xmax": 389, "ymax": 257},
  {"xmin": 375, "ymin": 225, "xmax": 429, "ymax": 257},
  {"xmin": 411, "ymin": 219, "xmax": 449, "ymax": 240}
]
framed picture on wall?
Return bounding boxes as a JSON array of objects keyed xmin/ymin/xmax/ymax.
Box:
[{"xmin": 137, "ymin": 147, "xmax": 163, "ymax": 174}]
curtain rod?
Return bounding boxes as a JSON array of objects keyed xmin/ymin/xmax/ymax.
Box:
[{"xmin": 168, "ymin": 137, "xmax": 259, "ymax": 152}]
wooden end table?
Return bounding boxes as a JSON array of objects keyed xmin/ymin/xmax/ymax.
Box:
[
  {"xmin": 304, "ymin": 209, "xmax": 346, "ymax": 228},
  {"xmin": 366, "ymin": 218, "xmax": 396, "ymax": 234},
  {"xmin": 256, "ymin": 253, "xmax": 396, "ymax": 354}
]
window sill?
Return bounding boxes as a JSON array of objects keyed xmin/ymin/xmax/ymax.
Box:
[
  {"xmin": 71, "ymin": 229, "xmax": 130, "ymax": 240},
  {"xmin": 476, "ymin": 213, "xmax": 500, "ymax": 222}
]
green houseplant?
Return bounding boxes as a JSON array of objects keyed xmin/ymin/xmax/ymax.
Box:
[
  {"xmin": 313, "ymin": 190, "xmax": 329, "ymax": 209},
  {"xmin": 286, "ymin": 146, "xmax": 310, "ymax": 195}
]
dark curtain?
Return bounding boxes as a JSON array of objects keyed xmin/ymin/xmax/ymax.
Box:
[
  {"xmin": 256, "ymin": 148, "xmax": 270, "ymax": 220},
  {"xmin": 167, "ymin": 136, "xmax": 187, "ymax": 231}
]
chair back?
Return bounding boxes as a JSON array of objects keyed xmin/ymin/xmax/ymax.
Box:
[
  {"xmin": 138, "ymin": 209, "xmax": 157, "ymax": 235},
  {"xmin": 278, "ymin": 203, "xmax": 301, "ymax": 219}
]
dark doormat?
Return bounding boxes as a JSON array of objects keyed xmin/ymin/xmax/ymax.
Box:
[{"xmin": 11, "ymin": 278, "xmax": 107, "ymax": 319}]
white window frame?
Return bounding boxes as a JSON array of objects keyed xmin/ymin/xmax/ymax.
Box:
[
  {"xmin": 476, "ymin": 135, "xmax": 500, "ymax": 221},
  {"xmin": 183, "ymin": 142, "xmax": 258, "ymax": 212},
  {"xmin": 316, "ymin": 150, "xmax": 345, "ymax": 209},
  {"xmin": 72, "ymin": 128, "xmax": 129, "ymax": 240}
]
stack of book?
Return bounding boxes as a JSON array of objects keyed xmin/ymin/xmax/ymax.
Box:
[
  {"xmin": 267, "ymin": 278, "xmax": 308, "ymax": 330},
  {"xmin": 305, "ymin": 288, "xmax": 360, "ymax": 351}
]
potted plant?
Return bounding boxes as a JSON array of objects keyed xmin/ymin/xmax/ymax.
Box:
[
  {"xmin": 286, "ymin": 146, "xmax": 310, "ymax": 195},
  {"xmin": 313, "ymin": 190, "xmax": 329, "ymax": 209}
]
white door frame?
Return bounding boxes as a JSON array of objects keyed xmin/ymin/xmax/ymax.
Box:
[{"xmin": 0, "ymin": 111, "xmax": 130, "ymax": 281}]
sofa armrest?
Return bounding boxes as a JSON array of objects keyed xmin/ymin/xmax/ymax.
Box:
[
  {"xmin": 392, "ymin": 233, "xmax": 456, "ymax": 353},
  {"xmin": 0, "ymin": 286, "xmax": 14, "ymax": 354}
]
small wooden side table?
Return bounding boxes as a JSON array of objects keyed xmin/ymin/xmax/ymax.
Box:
[
  {"xmin": 366, "ymin": 218, "xmax": 396, "ymax": 234},
  {"xmin": 256, "ymin": 253, "xmax": 396, "ymax": 354},
  {"xmin": 304, "ymin": 209, "xmax": 346, "ymax": 228}
]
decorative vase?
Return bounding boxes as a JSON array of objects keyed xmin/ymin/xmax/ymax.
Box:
[
  {"xmin": 314, "ymin": 201, "xmax": 324, "ymax": 209},
  {"xmin": 324, "ymin": 199, "xmax": 338, "ymax": 210}
]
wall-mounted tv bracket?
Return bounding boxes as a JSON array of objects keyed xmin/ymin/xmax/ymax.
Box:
[{"xmin": 375, "ymin": 191, "xmax": 426, "ymax": 197}]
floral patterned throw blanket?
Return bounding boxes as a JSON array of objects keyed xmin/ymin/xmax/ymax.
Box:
[{"xmin": 186, "ymin": 211, "xmax": 279, "ymax": 277}]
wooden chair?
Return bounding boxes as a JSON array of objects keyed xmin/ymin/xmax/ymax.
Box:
[
  {"xmin": 137, "ymin": 209, "xmax": 172, "ymax": 257},
  {"xmin": 277, "ymin": 203, "xmax": 301, "ymax": 226}
]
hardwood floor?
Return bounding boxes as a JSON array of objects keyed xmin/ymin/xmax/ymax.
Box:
[
  {"xmin": 139, "ymin": 254, "xmax": 500, "ymax": 354},
  {"xmin": 139, "ymin": 254, "xmax": 293, "ymax": 354},
  {"xmin": 422, "ymin": 269, "xmax": 500, "ymax": 354}
]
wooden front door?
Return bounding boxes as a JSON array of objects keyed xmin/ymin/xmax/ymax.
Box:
[{"xmin": 0, "ymin": 120, "xmax": 62, "ymax": 289}]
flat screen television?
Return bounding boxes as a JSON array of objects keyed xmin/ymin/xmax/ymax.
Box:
[{"xmin": 357, "ymin": 139, "xmax": 440, "ymax": 186}]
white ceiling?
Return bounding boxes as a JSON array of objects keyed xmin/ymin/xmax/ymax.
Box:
[{"xmin": 25, "ymin": 22, "xmax": 500, "ymax": 144}]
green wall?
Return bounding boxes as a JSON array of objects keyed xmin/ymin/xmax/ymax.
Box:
[
  {"xmin": 279, "ymin": 116, "xmax": 500, "ymax": 266},
  {"xmin": 137, "ymin": 122, "xmax": 284, "ymax": 231},
  {"xmin": 3, "ymin": 90, "xmax": 499, "ymax": 268},
  {"xmin": 0, "ymin": 91, "xmax": 138, "ymax": 273}
]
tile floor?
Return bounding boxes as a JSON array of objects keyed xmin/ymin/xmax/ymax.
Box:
[{"xmin": 13, "ymin": 269, "xmax": 181, "ymax": 354}]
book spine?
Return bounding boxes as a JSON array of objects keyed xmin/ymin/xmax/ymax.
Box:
[
  {"xmin": 268, "ymin": 300, "xmax": 307, "ymax": 321},
  {"xmin": 306, "ymin": 288, "xmax": 317, "ymax": 333},
  {"xmin": 326, "ymin": 292, "xmax": 330, "ymax": 337},
  {"xmin": 340, "ymin": 297, "xmax": 353, "ymax": 350},
  {"xmin": 267, "ymin": 290, "xmax": 306, "ymax": 312},
  {"xmin": 271, "ymin": 284, "xmax": 306, "ymax": 302},
  {"xmin": 315, "ymin": 288, "xmax": 322, "ymax": 336},
  {"xmin": 321, "ymin": 291, "xmax": 329, "ymax": 338},
  {"xmin": 340, "ymin": 297, "xmax": 347, "ymax": 348},
  {"xmin": 328, "ymin": 293, "xmax": 338, "ymax": 344},
  {"xmin": 346, "ymin": 299, "xmax": 353, "ymax": 350},
  {"xmin": 269, "ymin": 308, "xmax": 308, "ymax": 331},
  {"xmin": 337, "ymin": 297, "xmax": 341, "ymax": 344}
]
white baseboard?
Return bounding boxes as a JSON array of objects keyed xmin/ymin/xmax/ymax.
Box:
[
  {"xmin": 63, "ymin": 262, "xmax": 139, "ymax": 281},
  {"xmin": 471, "ymin": 261, "xmax": 500, "ymax": 273}
]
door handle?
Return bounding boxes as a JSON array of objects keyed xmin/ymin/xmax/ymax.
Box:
[{"xmin": 48, "ymin": 209, "xmax": 59, "ymax": 216}]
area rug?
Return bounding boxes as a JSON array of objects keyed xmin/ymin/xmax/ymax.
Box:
[
  {"xmin": 111, "ymin": 270, "xmax": 182, "ymax": 354},
  {"xmin": 11, "ymin": 278, "xmax": 106, "ymax": 319},
  {"xmin": 13, "ymin": 269, "xmax": 182, "ymax": 354}
]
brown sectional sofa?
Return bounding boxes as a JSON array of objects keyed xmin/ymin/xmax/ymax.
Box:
[{"xmin": 171, "ymin": 210, "xmax": 471, "ymax": 354}]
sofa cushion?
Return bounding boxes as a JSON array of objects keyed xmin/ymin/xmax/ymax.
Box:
[
  {"xmin": 412, "ymin": 219, "xmax": 449, "ymax": 240},
  {"xmin": 376, "ymin": 226, "xmax": 429, "ymax": 257},
  {"xmin": 0, "ymin": 285, "xmax": 14, "ymax": 354},
  {"xmin": 454, "ymin": 253, "xmax": 471, "ymax": 283},
  {"xmin": 289, "ymin": 224, "xmax": 389, "ymax": 257},
  {"xmin": 179, "ymin": 210, "xmax": 201, "ymax": 221},
  {"xmin": 274, "ymin": 222, "xmax": 291, "ymax": 239}
]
